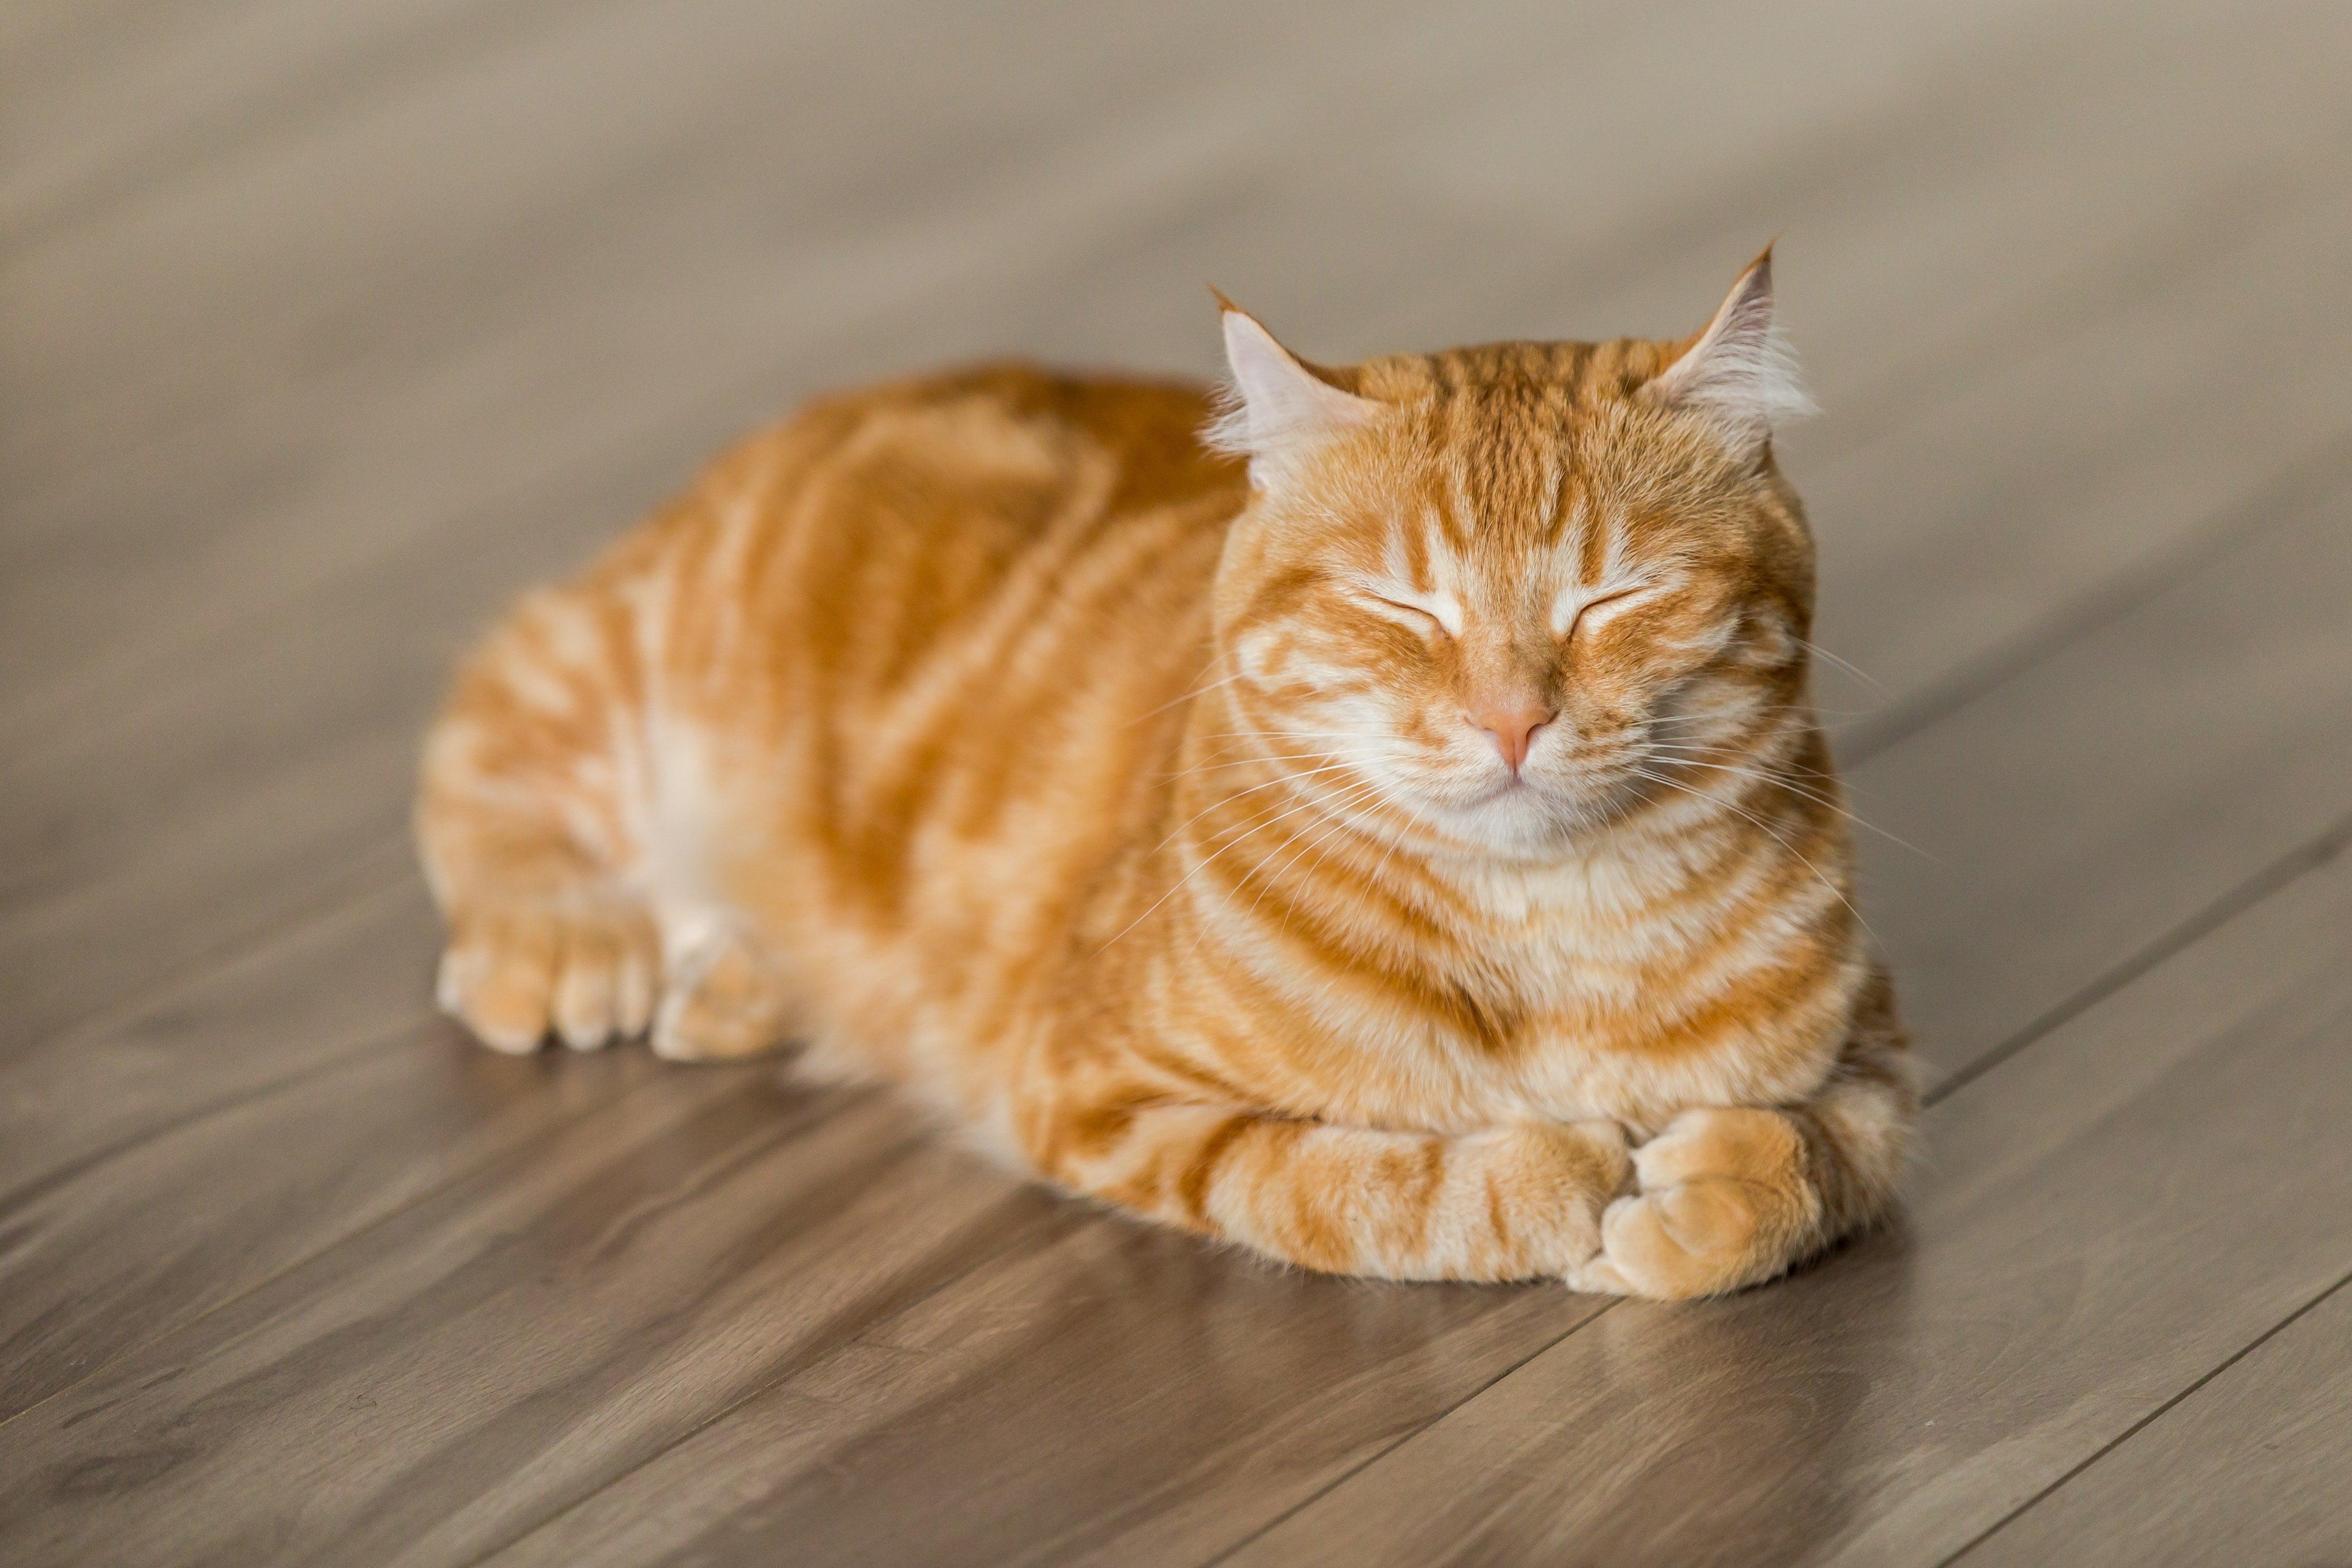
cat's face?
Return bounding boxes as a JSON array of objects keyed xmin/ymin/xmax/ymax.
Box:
[{"xmin": 1207, "ymin": 257, "xmax": 1817, "ymax": 856}]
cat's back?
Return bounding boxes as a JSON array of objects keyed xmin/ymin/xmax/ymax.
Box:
[
  {"xmin": 760, "ymin": 361, "xmax": 1240, "ymax": 556},
  {"xmin": 652, "ymin": 365, "xmax": 1248, "ymax": 910},
  {"xmin": 651, "ymin": 364, "xmax": 1252, "ymax": 1017},
  {"xmin": 682, "ymin": 364, "xmax": 1243, "ymax": 684}
]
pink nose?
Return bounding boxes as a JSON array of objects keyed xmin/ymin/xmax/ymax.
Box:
[{"xmin": 1467, "ymin": 702, "xmax": 1554, "ymax": 772}]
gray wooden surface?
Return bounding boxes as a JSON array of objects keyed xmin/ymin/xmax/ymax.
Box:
[{"xmin": 2, "ymin": 2, "xmax": 2346, "ymax": 1563}]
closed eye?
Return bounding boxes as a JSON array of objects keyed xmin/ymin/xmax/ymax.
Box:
[
  {"xmin": 1352, "ymin": 590, "xmax": 1458, "ymax": 637},
  {"xmin": 1562, "ymin": 583, "xmax": 1661, "ymax": 639}
]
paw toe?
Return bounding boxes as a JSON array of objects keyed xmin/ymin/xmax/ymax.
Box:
[
  {"xmin": 552, "ymin": 929, "xmax": 617, "ymax": 1050},
  {"xmin": 1597, "ymin": 1179, "xmax": 1766, "ymax": 1299},
  {"xmin": 439, "ymin": 903, "xmax": 658, "ymax": 1055},
  {"xmin": 453, "ymin": 914, "xmax": 559, "ymax": 1053},
  {"xmin": 1578, "ymin": 1106, "xmax": 1819, "ymax": 1300},
  {"xmin": 1632, "ymin": 1106, "xmax": 1782, "ymax": 1187}
]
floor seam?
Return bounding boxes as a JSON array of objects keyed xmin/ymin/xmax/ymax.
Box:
[
  {"xmin": 1936, "ymin": 1263, "xmax": 2352, "ymax": 1565},
  {"xmin": 0, "ymin": 1043, "xmax": 719, "ymax": 1445},
  {"xmin": 1198, "ymin": 1299, "xmax": 1623, "ymax": 1568},
  {"xmin": 1924, "ymin": 805, "xmax": 2352, "ymax": 1108},
  {"xmin": 1842, "ymin": 432, "xmax": 2352, "ymax": 767},
  {"xmin": 1203, "ymin": 803, "xmax": 2352, "ymax": 1564}
]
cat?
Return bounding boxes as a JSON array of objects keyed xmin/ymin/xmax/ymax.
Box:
[{"xmin": 417, "ymin": 249, "xmax": 1914, "ymax": 1298}]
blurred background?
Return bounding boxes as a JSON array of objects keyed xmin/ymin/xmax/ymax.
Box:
[{"xmin": 4, "ymin": 3, "xmax": 2350, "ymax": 1565}]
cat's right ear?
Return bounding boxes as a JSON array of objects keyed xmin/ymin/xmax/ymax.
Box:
[{"xmin": 1205, "ymin": 294, "xmax": 1380, "ymax": 489}]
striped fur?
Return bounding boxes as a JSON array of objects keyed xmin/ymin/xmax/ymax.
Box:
[{"xmin": 417, "ymin": 258, "xmax": 1914, "ymax": 1298}]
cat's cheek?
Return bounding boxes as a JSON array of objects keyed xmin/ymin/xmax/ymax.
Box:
[
  {"xmin": 1232, "ymin": 626, "xmax": 1291, "ymax": 687},
  {"xmin": 1732, "ymin": 606, "xmax": 1801, "ymax": 669},
  {"xmin": 1577, "ymin": 645, "xmax": 1725, "ymax": 728}
]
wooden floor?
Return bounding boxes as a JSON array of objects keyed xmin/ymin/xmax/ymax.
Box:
[{"xmin": 4, "ymin": 1, "xmax": 2350, "ymax": 1562}]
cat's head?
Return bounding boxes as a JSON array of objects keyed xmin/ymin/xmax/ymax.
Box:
[{"xmin": 1203, "ymin": 251, "xmax": 1820, "ymax": 858}]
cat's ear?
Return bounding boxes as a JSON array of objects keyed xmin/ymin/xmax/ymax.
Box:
[
  {"xmin": 1644, "ymin": 247, "xmax": 1816, "ymax": 455},
  {"xmin": 1206, "ymin": 294, "xmax": 1381, "ymax": 489}
]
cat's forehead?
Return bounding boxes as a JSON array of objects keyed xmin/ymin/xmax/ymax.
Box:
[
  {"xmin": 1287, "ymin": 335, "xmax": 1784, "ymax": 596},
  {"xmin": 1349, "ymin": 336, "xmax": 1669, "ymax": 408},
  {"xmin": 1360, "ymin": 391, "xmax": 1699, "ymax": 550},
  {"xmin": 1372, "ymin": 478, "xmax": 1661, "ymax": 600},
  {"xmin": 1355, "ymin": 343, "xmax": 1696, "ymax": 505}
]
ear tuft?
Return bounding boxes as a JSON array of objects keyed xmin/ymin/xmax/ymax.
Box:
[
  {"xmin": 1204, "ymin": 299, "xmax": 1379, "ymax": 489},
  {"xmin": 1645, "ymin": 248, "xmax": 1816, "ymax": 452}
]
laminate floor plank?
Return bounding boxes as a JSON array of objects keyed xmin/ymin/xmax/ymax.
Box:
[
  {"xmin": 0, "ymin": 1062, "xmax": 1081, "ymax": 1568},
  {"xmin": 0, "ymin": 881, "xmax": 430, "ymax": 1198},
  {"xmin": 1957, "ymin": 1276, "xmax": 2352, "ymax": 1568},
  {"xmin": 0, "ymin": 882, "xmax": 737, "ymax": 1420},
  {"xmin": 1217, "ymin": 824, "xmax": 2352, "ymax": 1568},
  {"xmin": 4, "ymin": 0, "xmax": 2314, "ymax": 780},
  {"xmin": 0, "ymin": 0, "xmax": 1514, "ymax": 666},
  {"xmin": 0, "ymin": 0, "xmax": 1852, "ymax": 750},
  {"xmin": 0, "ymin": 0, "xmax": 596, "ymax": 248},
  {"xmin": 1841, "ymin": 467, "xmax": 2352, "ymax": 1085}
]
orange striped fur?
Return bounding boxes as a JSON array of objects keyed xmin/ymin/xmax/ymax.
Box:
[{"xmin": 418, "ymin": 253, "xmax": 1914, "ymax": 1298}]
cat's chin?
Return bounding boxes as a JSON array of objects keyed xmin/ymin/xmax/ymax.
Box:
[{"xmin": 1414, "ymin": 776, "xmax": 1628, "ymax": 860}]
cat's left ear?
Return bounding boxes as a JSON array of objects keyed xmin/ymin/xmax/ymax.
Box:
[
  {"xmin": 1205, "ymin": 294, "xmax": 1382, "ymax": 489},
  {"xmin": 1644, "ymin": 247, "xmax": 1816, "ymax": 456}
]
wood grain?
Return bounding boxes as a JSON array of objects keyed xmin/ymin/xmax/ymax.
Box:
[
  {"xmin": 1221, "ymin": 827, "xmax": 2352, "ymax": 1568},
  {"xmin": 1843, "ymin": 464, "xmax": 2352, "ymax": 1083},
  {"xmin": 1957, "ymin": 1275, "xmax": 2352, "ymax": 1568},
  {"xmin": 0, "ymin": 882, "xmax": 718, "ymax": 1420},
  {"xmin": 0, "ymin": 1072, "xmax": 1076, "ymax": 1566},
  {"xmin": 0, "ymin": 0, "xmax": 588, "ymax": 247}
]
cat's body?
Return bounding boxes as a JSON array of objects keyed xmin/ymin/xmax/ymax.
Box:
[{"xmin": 419, "ymin": 255, "xmax": 1915, "ymax": 1298}]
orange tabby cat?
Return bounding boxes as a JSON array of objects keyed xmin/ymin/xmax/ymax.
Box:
[{"xmin": 418, "ymin": 250, "xmax": 1914, "ymax": 1298}]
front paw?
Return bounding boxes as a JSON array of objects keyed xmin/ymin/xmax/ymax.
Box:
[
  {"xmin": 437, "ymin": 899, "xmax": 658, "ymax": 1054},
  {"xmin": 1565, "ymin": 1107, "xmax": 1820, "ymax": 1300},
  {"xmin": 650, "ymin": 923, "xmax": 797, "ymax": 1062}
]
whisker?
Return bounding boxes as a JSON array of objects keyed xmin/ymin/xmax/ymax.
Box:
[
  {"xmin": 1162, "ymin": 752, "xmax": 1359, "ymax": 780},
  {"xmin": 1140, "ymin": 761, "xmax": 1369, "ymax": 862},
  {"xmin": 1628, "ymin": 763, "xmax": 1876, "ymax": 940},
  {"xmin": 1184, "ymin": 772, "xmax": 1414, "ymax": 957},
  {"xmin": 1193, "ymin": 731, "xmax": 1381, "ymax": 743},
  {"xmin": 1123, "ymin": 662, "xmax": 1245, "ymax": 727},
  {"xmin": 1178, "ymin": 776, "xmax": 1394, "ymax": 945},
  {"xmin": 1099, "ymin": 771, "xmax": 1389, "ymax": 952},
  {"xmin": 1639, "ymin": 748, "xmax": 1935, "ymax": 861},
  {"xmin": 1234, "ymin": 777, "xmax": 1398, "ymax": 931},
  {"xmin": 1797, "ymin": 639, "xmax": 1888, "ymax": 696}
]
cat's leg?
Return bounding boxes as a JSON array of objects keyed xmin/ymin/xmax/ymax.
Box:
[
  {"xmin": 1031, "ymin": 1096, "xmax": 1634, "ymax": 1281},
  {"xmin": 418, "ymin": 577, "xmax": 666, "ymax": 1054},
  {"xmin": 1567, "ymin": 968, "xmax": 1916, "ymax": 1299},
  {"xmin": 420, "ymin": 566, "xmax": 802, "ymax": 1059}
]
